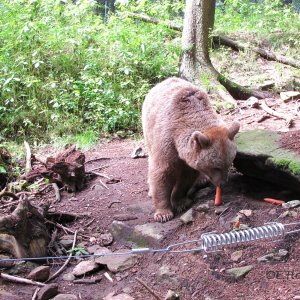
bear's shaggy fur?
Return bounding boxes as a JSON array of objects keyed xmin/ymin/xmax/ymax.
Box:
[{"xmin": 142, "ymin": 78, "xmax": 240, "ymax": 222}]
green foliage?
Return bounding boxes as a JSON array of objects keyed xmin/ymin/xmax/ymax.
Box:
[
  {"xmin": 0, "ymin": 0, "xmax": 180, "ymax": 141},
  {"xmin": 68, "ymin": 245, "xmax": 89, "ymax": 256},
  {"xmin": 0, "ymin": 165, "xmax": 6, "ymax": 174}
]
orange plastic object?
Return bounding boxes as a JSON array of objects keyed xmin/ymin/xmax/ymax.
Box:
[
  {"xmin": 215, "ymin": 186, "xmax": 221, "ymax": 206},
  {"xmin": 263, "ymin": 198, "xmax": 285, "ymax": 205}
]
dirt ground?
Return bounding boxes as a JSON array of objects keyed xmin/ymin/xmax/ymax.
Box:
[{"xmin": 1, "ymin": 88, "xmax": 300, "ymax": 300}]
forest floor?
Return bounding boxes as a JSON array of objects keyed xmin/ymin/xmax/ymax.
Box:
[{"xmin": 1, "ymin": 52, "xmax": 300, "ymax": 300}]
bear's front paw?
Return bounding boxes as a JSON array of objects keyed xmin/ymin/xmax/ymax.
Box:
[{"xmin": 154, "ymin": 209, "xmax": 174, "ymax": 223}]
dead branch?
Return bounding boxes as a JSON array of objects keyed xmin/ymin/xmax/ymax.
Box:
[
  {"xmin": 0, "ymin": 272, "xmax": 45, "ymax": 287},
  {"xmin": 46, "ymin": 230, "xmax": 78, "ymax": 283},
  {"xmin": 127, "ymin": 12, "xmax": 182, "ymax": 31},
  {"xmin": 32, "ymin": 288, "xmax": 40, "ymax": 300},
  {"xmin": 260, "ymin": 100, "xmax": 293, "ymax": 126},
  {"xmin": 52, "ymin": 183, "xmax": 61, "ymax": 203},
  {"xmin": 135, "ymin": 277, "xmax": 163, "ymax": 300},
  {"xmin": 24, "ymin": 141, "xmax": 32, "ymax": 174},
  {"xmin": 89, "ymin": 171, "xmax": 110, "ymax": 180},
  {"xmin": 213, "ymin": 35, "xmax": 300, "ymax": 69}
]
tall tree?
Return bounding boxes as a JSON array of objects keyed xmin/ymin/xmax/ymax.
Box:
[{"xmin": 180, "ymin": 0, "xmax": 269, "ymax": 104}]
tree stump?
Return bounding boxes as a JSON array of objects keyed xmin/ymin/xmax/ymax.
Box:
[{"xmin": 0, "ymin": 198, "xmax": 49, "ymax": 258}]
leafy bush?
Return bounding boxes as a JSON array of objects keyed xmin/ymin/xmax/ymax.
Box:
[{"xmin": 0, "ymin": 0, "xmax": 180, "ymax": 141}]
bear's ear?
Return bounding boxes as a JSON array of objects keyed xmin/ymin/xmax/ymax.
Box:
[
  {"xmin": 228, "ymin": 121, "xmax": 240, "ymax": 140},
  {"xmin": 190, "ymin": 131, "xmax": 211, "ymax": 149}
]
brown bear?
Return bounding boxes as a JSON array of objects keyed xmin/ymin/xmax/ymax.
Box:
[{"xmin": 142, "ymin": 77, "xmax": 240, "ymax": 223}]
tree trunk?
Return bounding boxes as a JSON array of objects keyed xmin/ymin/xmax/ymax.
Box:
[{"xmin": 179, "ymin": 0, "xmax": 272, "ymax": 103}]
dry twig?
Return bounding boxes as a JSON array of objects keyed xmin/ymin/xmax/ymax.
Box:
[
  {"xmin": 24, "ymin": 141, "xmax": 32, "ymax": 174},
  {"xmin": 46, "ymin": 230, "xmax": 78, "ymax": 283},
  {"xmin": 0, "ymin": 272, "xmax": 45, "ymax": 287},
  {"xmin": 31, "ymin": 287, "xmax": 40, "ymax": 300},
  {"xmin": 52, "ymin": 183, "xmax": 61, "ymax": 202},
  {"xmin": 135, "ymin": 277, "xmax": 163, "ymax": 300}
]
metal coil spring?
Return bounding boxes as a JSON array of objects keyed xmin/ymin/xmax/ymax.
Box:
[{"xmin": 201, "ymin": 222, "xmax": 285, "ymax": 252}]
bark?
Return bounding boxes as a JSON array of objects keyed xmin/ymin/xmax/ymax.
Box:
[{"xmin": 0, "ymin": 198, "xmax": 49, "ymax": 258}]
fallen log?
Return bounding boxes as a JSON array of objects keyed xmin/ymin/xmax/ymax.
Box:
[
  {"xmin": 212, "ymin": 35, "xmax": 300, "ymax": 69},
  {"xmin": 127, "ymin": 12, "xmax": 299, "ymax": 69}
]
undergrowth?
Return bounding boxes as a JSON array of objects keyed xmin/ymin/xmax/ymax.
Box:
[{"xmin": 0, "ymin": 0, "xmax": 299, "ymax": 144}]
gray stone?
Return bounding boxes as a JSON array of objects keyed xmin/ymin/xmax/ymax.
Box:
[
  {"xmin": 280, "ymin": 91, "xmax": 300, "ymax": 102},
  {"xmin": 52, "ymin": 294, "xmax": 78, "ymax": 300},
  {"xmin": 258, "ymin": 80, "xmax": 275, "ymax": 91},
  {"xmin": 180, "ymin": 208, "xmax": 194, "ymax": 224},
  {"xmin": 282, "ymin": 200, "xmax": 300, "ymax": 209},
  {"xmin": 87, "ymin": 245, "xmax": 109, "ymax": 254},
  {"xmin": 164, "ymin": 290, "xmax": 180, "ymax": 300},
  {"xmin": 131, "ymin": 146, "xmax": 146, "ymax": 159},
  {"xmin": 238, "ymin": 209, "xmax": 252, "ymax": 217},
  {"xmin": 225, "ymin": 265, "xmax": 253, "ymax": 279},
  {"xmin": 131, "ymin": 220, "xmax": 180, "ymax": 247},
  {"xmin": 59, "ymin": 239, "xmax": 74, "ymax": 249},
  {"xmin": 257, "ymin": 253, "xmax": 274, "ymax": 262},
  {"xmin": 8, "ymin": 261, "xmax": 39, "ymax": 275},
  {"xmin": 27, "ymin": 266, "xmax": 50, "ymax": 282},
  {"xmin": 62, "ymin": 272, "xmax": 75, "ymax": 281},
  {"xmin": 37, "ymin": 283, "xmax": 58, "ymax": 300},
  {"xmin": 258, "ymin": 249, "xmax": 288, "ymax": 262},
  {"xmin": 99, "ymin": 233, "xmax": 114, "ymax": 246},
  {"xmin": 246, "ymin": 96, "xmax": 259, "ymax": 108},
  {"xmin": 231, "ymin": 250, "xmax": 243, "ymax": 262},
  {"xmin": 278, "ymin": 248, "xmax": 288, "ymax": 257},
  {"xmin": 195, "ymin": 202, "xmax": 210, "ymax": 212},
  {"xmin": 234, "ymin": 130, "xmax": 300, "ymax": 193},
  {"xmin": 157, "ymin": 265, "xmax": 180, "ymax": 287},
  {"xmin": 73, "ymin": 276, "xmax": 102, "ymax": 284},
  {"xmin": 0, "ymin": 255, "xmax": 14, "ymax": 268},
  {"xmin": 110, "ymin": 221, "xmax": 133, "ymax": 242},
  {"xmin": 72, "ymin": 260, "xmax": 99, "ymax": 277},
  {"xmin": 95, "ymin": 251, "xmax": 137, "ymax": 273}
]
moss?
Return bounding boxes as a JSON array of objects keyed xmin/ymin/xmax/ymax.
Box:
[{"xmin": 272, "ymin": 158, "xmax": 300, "ymax": 176}]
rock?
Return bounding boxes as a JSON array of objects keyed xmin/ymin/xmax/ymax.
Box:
[
  {"xmin": 131, "ymin": 146, "xmax": 146, "ymax": 159},
  {"xmin": 95, "ymin": 251, "xmax": 137, "ymax": 273},
  {"xmin": 279, "ymin": 211, "xmax": 290, "ymax": 218},
  {"xmin": 258, "ymin": 249, "xmax": 288, "ymax": 262},
  {"xmin": 282, "ymin": 200, "xmax": 300, "ymax": 209},
  {"xmin": 27, "ymin": 266, "xmax": 50, "ymax": 282},
  {"xmin": 72, "ymin": 260, "xmax": 99, "ymax": 277},
  {"xmin": 180, "ymin": 208, "xmax": 194, "ymax": 224},
  {"xmin": 234, "ymin": 130, "xmax": 300, "ymax": 193},
  {"xmin": 246, "ymin": 96, "xmax": 259, "ymax": 108},
  {"xmin": 195, "ymin": 202, "xmax": 210, "ymax": 212},
  {"xmin": 59, "ymin": 239, "xmax": 74, "ymax": 249},
  {"xmin": 225, "ymin": 265, "xmax": 253, "ymax": 280},
  {"xmin": 8, "ymin": 261, "xmax": 39, "ymax": 275},
  {"xmin": 192, "ymin": 187, "xmax": 213, "ymax": 200},
  {"xmin": 157, "ymin": 265, "xmax": 180, "ymax": 287},
  {"xmin": 0, "ymin": 255, "xmax": 14, "ymax": 268},
  {"xmin": 165, "ymin": 290, "xmax": 180, "ymax": 300},
  {"xmin": 231, "ymin": 250, "xmax": 243, "ymax": 262},
  {"xmin": 104, "ymin": 292, "xmax": 134, "ymax": 300},
  {"xmin": 257, "ymin": 253, "xmax": 274, "ymax": 262},
  {"xmin": 214, "ymin": 206, "xmax": 228, "ymax": 215},
  {"xmin": 238, "ymin": 209, "xmax": 252, "ymax": 217},
  {"xmin": 87, "ymin": 245, "xmax": 109, "ymax": 254},
  {"xmin": 99, "ymin": 233, "xmax": 114, "ymax": 246},
  {"xmin": 280, "ymin": 91, "xmax": 300, "ymax": 102},
  {"xmin": 131, "ymin": 220, "xmax": 180, "ymax": 247},
  {"xmin": 62, "ymin": 272, "xmax": 75, "ymax": 281},
  {"xmin": 110, "ymin": 221, "xmax": 133, "ymax": 242},
  {"xmin": 258, "ymin": 80, "xmax": 275, "ymax": 91},
  {"xmin": 37, "ymin": 283, "xmax": 58, "ymax": 300},
  {"xmin": 73, "ymin": 276, "xmax": 102, "ymax": 284},
  {"xmin": 52, "ymin": 294, "xmax": 78, "ymax": 300}
]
